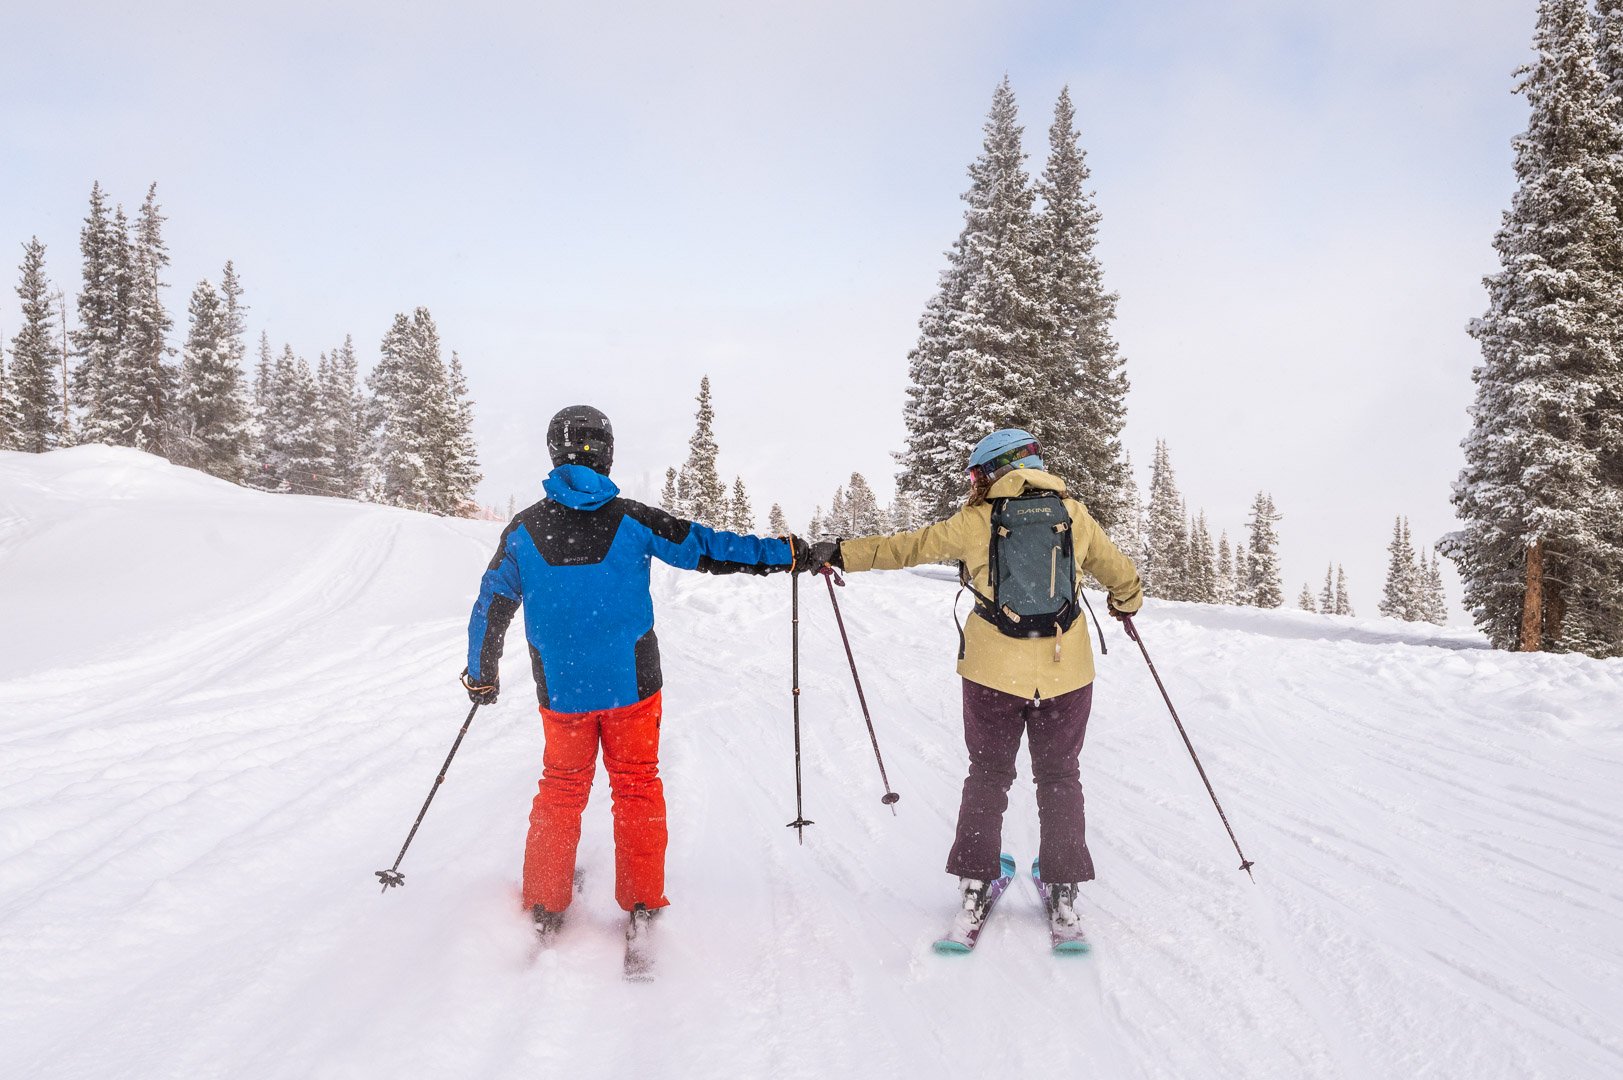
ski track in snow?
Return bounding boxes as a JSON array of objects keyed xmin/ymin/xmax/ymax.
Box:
[{"xmin": 2, "ymin": 446, "xmax": 1621, "ymax": 1080}]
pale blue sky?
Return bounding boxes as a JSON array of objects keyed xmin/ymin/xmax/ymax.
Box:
[{"xmin": 1, "ymin": 0, "xmax": 1537, "ymax": 616}]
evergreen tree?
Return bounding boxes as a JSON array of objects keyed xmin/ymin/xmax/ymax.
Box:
[
  {"xmin": 1233, "ymin": 543, "xmax": 1252, "ymax": 606},
  {"xmin": 1186, "ymin": 512, "xmax": 1217, "ymax": 603},
  {"xmin": 888, "ymin": 489, "xmax": 922, "ymax": 532},
  {"xmin": 845, "ymin": 473, "xmax": 884, "ymax": 534},
  {"xmin": 9, "ymin": 238, "xmax": 61, "ymax": 451},
  {"xmin": 1245, "ymin": 493, "xmax": 1284, "ymax": 608},
  {"xmin": 365, "ymin": 308, "xmax": 473, "ymax": 513},
  {"xmin": 1424, "ymin": 551, "xmax": 1449, "ymax": 625},
  {"xmin": 0, "ymin": 351, "xmax": 18, "ymax": 450},
  {"xmin": 827, "ymin": 485, "xmax": 849, "ymax": 536},
  {"xmin": 1033, "ymin": 86, "xmax": 1130, "ymax": 529},
  {"xmin": 269, "ymin": 346, "xmax": 325, "ymax": 492},
  {"xmin": 900, "ymin": 79, "xmax": 1044, "ymax": 519},
  {"xmin": 318, "ymin": 336, "xmax": 366, "ymax": 499},
  {"xmin": 1380, "ymin": 516, "xmax": 1421, "ymax": 621},
  {"xmin": 1143, "ymin": 439, "xmax": 1187, "ymax": 599},
  {"xmin": 1107, "ymin": 449, "xmax": 1145, "ymax": 563},
  {"xmin": 438, "ymin": 349, "xmax": 482, "ymax": 515},
  {"xmin": 1319, "ymin": 563, "xmax": 1336, "ymax": 615},
  {"xmin": 808, "ymin": 505, "xmax": 825, "ymax": 541},
  {"xmin": 1336, "ymin": 564, "xmax": 1354, "ymax": 617},
  {"xmin": 1298, "ymin": 584, "xmax": 1318, "ymax": 612},
  {"xmin": 173, "ymin": 279, "xmax": 251, "ymax": 481},
  {"xmin": 660, "ymin": 467, "xmax": 684, "ymax": 515},
  {"xmin": 1443, "ymin": 0, "xmax": 1623, "ymax": 656},
  {"xmin": 768, "ymin": 503, "xmax": 789, "ymax": 536},
  {"xmin": 1216, "ymin": 532, "xmax": 1235, "ymax": 605},
  {"xmin": 728, "ymin": 476, "xmax": 754, "ymax": 533},
  {"xmin": 678, "ymin": 376, "xmax": 726, "ymax": 526},
  {"xmin": 70, "ymin": 184, "xmax": 126, "ymax": 444},
  {"xmin": 246, "ymin": 332, "xmax": 277, "ymax": 489},
  {"xmin": 121, "ymin": 184, "xmax": 173, "ymax": 454}
]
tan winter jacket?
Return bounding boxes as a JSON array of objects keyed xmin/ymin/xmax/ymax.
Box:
[{"xmin": 838, "ymin": 469, "xmax": 1143, "ymax": 700}]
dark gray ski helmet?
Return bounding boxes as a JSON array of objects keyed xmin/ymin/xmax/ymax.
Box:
[{"xmin": 547, "ymin": 405, "xmax": 614, "ymax": 473}]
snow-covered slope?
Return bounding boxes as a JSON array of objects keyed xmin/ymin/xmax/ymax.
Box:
[{"xmin": 2, "ymin": 447, "xmax": 1620, "ymax": 1080}]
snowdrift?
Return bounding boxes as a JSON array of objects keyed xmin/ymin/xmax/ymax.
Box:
[{"xmin": 2, "ymin": 446, "xmax": 1620, "ymax": 1080}]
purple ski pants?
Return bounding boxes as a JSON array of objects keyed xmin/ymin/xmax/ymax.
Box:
[{"xmin": 946, "ymin": 679, "xmax": 1095, "ymax": 884}]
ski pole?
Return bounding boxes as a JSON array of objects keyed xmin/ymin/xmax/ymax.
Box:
[
  {"xmin": 818, "ymin": 567, "xmax": 900, "ymax": 812},
  {"xmin": 786, "ymin": 566, "xmax": 814, "ymax": 843},
  {"xmin": 1120, "ymin": 615, "xmax": 1256, "ymax": 882},
  {"xmin": 375, "ymin": 702, "xmax": 483, "ymax": 893}
]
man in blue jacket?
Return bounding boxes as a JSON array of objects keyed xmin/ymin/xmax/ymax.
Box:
[{"xmin": 462, "ymin": 405, "xmax": 804, "ymax": 939}]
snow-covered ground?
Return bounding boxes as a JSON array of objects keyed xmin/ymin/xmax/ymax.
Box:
[{"xmin": 2, "ymin": 446, "xmax": 1620, "ymax": 1080}]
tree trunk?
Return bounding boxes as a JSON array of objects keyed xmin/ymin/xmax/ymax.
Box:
[{"xmin": 1520, "ymin": 541, "xmax": 1544, "ymax": 652}]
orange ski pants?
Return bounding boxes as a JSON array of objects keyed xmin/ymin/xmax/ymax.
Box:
[{"xmin": 524, "ymin": 692, "xmax": 669, "ymax": 914}]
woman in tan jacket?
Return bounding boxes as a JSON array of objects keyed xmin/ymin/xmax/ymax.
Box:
[{"xmin": 804, "ymin": 429, "xmax": 1142, "ymax": 949}]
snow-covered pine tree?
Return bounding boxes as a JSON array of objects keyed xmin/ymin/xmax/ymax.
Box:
[
  {"xmin": 1424, "ymin": 551, "xmax": 1449, "ymax": 625},
  {"xmin": 121, "ymin": 184, "xmax": 173, "ymax": 455},
  {"xmin": 1106, "ymin": 449, "xmax": 1145, "ymax": 562},
  {"xmin": 1033, "ymin": 86, "xmax": 1130, "ymax": 530},
  {"xmin": 888, "ymin": 490, "xmax": 922, "ymax": 532},
  {"xmin": 0, "ymin": 351, "xmax": 18, "ymax": 450},
  {"xmin": 1444, "ymin": 0, "xmax": 1623, "ymax": 656},
  {"xmin": 1298, "ymin": 584, "xmax": 1318, "ymax": 612},
  {"xmin": 1187, "ymin": 512, "xmax": 1217, "ymax": 603},
  {"xmin": 367, "ymin": 314, "xmax": 428, "ymax": 507},
  {"xmin": 173, "ymin": 279, "xmax": 251, "ymax": 481},
  {"xmin": 660, "ymin": 468, "xmax": 683, "ymax": 515},
  {"xmin": 826, "ymin": 485, "xmax": 848, "ymax": 536},
  {"xmin": 1319, "ymin": 563, "xmax": 1336, "ymax": 614},
  {"xmin": 807, "ymin": 506, "xmax": 825, "ymax": 541},
  {"xmin": 1142, "ymin": 439, "xmax": 1187, "ymax": 599},
  {"xmin": 268, "ymin": 346, "xmax": 326, "ymax": 493},
  {"xmin": 845, "ymin": 473, "xmax": 884, "ymax": 535},
  {"xmin": 1216, "ymin": 532, "xmax": 1235, "ymax": 605},
  {"xmin": 439, "ymin": 350, "xmax": 482, "ymax": 515},
  {"xmin": 1380, "ymin": 517, "xmax": 1421, "ymax": 621},
  {"xmin": 1336, "ymin": 564, "xmax": 1354, "ymax": 616},
  {"xmin": 678, "ymin": 376, "xmax": 726, "ymax": 527},
  {"xmin": 1245, "ymin": 493, "xmax": 1284, "ymax": 608},
  {"xmin": 10, "ymin": 237, "xmax": 61, "ymax": 452},
  {"xmin": 245, "ymin": 332, "xmax": 277, "ymax": 490},
  {"xmin": 70, "ymin": 184, "xmax": 126, "ymax": 445},
  {"xmin": 1233, "ymin": 542, "xmax": 1252, "ymax": 606},
  {"xmin": 900, "ymin": 78, "xmax": 1044, "ymax": 519},
  {"xmin": 319, "ymin": 336, "xmax": 366, "ymax": 499},
  {"xmin": 728, "ymin": 476, "xmax": 754, "ymax": 533},
  {"xmin": 768, "ymin": 503, "xmax": 789, "ymax": 536}
]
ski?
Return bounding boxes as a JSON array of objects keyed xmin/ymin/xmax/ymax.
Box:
[
  {"xmin": 932, "ymin": 852, "xmax": 1017, "ymax": 954},
  {"xmin": 623, "ymin": 904, "xmax": 658, "ymax": 982},
  {"xmin": 1032, "ymin": 859, "xmax": 1091, "ymax": 954}
]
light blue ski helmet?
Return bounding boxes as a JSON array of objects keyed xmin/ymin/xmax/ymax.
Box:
[{"xmin": 966, "ymin": 428, "xmax": 1043, "ymax": 484}]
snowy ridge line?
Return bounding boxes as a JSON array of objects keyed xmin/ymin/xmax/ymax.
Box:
[{"xmin": 1, "ymin": 448, "xmax": 1621, "ymax": 1080}]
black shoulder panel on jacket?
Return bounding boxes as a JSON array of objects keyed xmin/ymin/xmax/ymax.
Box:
[
  {"xmin": 519, "ymin": 498, "xmax": 630, "ymax": 567},
  {"xmin": 621, "ymin": 500, "xmax": 692, "ymax": 546},
  {"xmin": 486, "ymin": 518, "xmax": 524, "ymax": 571}
]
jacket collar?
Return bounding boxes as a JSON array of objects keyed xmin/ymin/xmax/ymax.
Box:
[{"xmin": 986, "ymin": 468, "xmax": 1067, "ymax": 500}]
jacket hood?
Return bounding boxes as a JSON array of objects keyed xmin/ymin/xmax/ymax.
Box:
[
  {"xmin": 986, "ymin": 468, "xmax": 1067, "ymax": 500},
  {"xmin": 544, "ymin": 464, "xmax": 620, "ymax": 510}
]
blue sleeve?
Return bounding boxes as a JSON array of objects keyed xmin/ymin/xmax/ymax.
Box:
[
  {"xmin": 626, "ymin": 502, "xmax": 793, "ymax": 575},
  {"xmin": 467, "ymin": 524, "xmax": 524, "ymax": 682}
]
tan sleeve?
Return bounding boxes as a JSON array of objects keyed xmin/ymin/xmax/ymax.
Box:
[
  {"xmin": 1073, "ymin": 504, "xmax": 1143, "ymax": 613},
  {"xmin": 838, "ymin": 508, "xmax": 979, "ymax": 572}
]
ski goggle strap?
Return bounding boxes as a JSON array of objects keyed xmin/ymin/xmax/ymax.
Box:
[{"xmin": 967, "ymin": 440, "xmax": 1041, "ymax": 485}]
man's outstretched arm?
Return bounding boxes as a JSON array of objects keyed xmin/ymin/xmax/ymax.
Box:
[{"xmin": 464, "ymin": 523, "xmax": 524, "ymax": 701}]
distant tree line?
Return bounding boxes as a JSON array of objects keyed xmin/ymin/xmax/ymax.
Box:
[{"xmin": 0, "ymin": 183, "xmax": 482, "ymax": 516}]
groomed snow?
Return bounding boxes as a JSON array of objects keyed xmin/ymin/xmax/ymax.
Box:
[{"xmin": 2, "ymin": 446, "xmax": 1620, "ymax": 1080}]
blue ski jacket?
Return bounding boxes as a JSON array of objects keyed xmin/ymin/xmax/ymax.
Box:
[{"xmin": 466, "ymin": 464, "xmax": 794, "ymax": 714}]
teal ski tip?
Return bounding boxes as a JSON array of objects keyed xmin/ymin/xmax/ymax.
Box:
[
  {"xmin": 932, "ymin": 939, "xmax": 974, "ymax": 955},
  {"xmin": 999, "ymin": 852, "xmax": 1017, "ymax": 879},
  {"xmin": 1053, "ymin": 939, "xmax": 1092, "ymax": 955}
]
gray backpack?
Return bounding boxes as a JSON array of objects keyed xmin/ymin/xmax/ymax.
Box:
[{"xmin": 958, "ymin": 490, "xmax": 1079, "ymax": 647}]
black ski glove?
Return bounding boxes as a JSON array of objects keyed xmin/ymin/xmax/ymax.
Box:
[
  {"xmin": 806, "ymin": 540, "xmax": 843, "ymax": 574},
  {"xmin": 461, "ymin": 669, "xmax": 499, "ymax": 705}
]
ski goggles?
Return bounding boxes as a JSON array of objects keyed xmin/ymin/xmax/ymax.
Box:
[{"xmin": 966, "ymin": 440, "xmax": 1042, "ymax": 486}]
